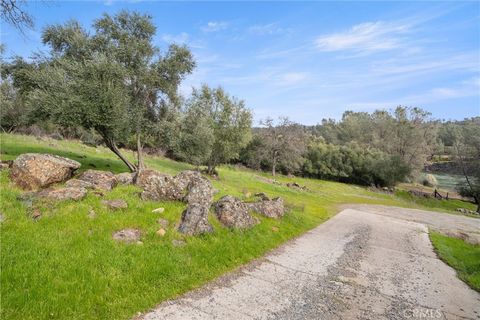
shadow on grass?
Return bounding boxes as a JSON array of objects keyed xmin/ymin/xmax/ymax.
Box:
[
  {"xmin": 1, "ymin": 144, "xmax": 128, "ymax": 173},
  {"xmin": 1, "ymin": 135, "xmax": 191, "ymax": 174}
]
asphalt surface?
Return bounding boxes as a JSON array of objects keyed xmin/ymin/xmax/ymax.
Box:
[{"xmin": 139, "ymin": 205, "xmax": 480, "ymax": 320}]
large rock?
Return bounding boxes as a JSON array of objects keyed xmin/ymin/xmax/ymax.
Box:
[
  {"xmin": 65, "ymin": 178, "xmax": 95, "ymax": 189},
  {"xmin": 136, "ymin": 169, "xmax": 213, "ymax": 204},
  {"xmin": 178, "ymin": 203, "xmax": 213, "ymax": 235},
  {"xmin": 214, "ymin": 195, "xmax": 258, "ymax": 229},
  {"xmin": 136, "ymin": 169, "xmax": 184, "ymax": 201},
  {"xmin": 77, "ymin": 170, "xmax": 117, "ymax": 191},
  {"xmin": 136, "ymin": 169, "xmax": 215, "ymax": 235},
  {"xmin": 10, "ymin": 153, "xmax": 81, "ymax": 190},
  {"xmin": 135, "ymin": 169, "xmax": 163, "ymax": 189},
  {"xmin": 183, "ymin": 173, "xmax": 214, "ymax": 207},
  {"xmin": 174, "ymin": 170, "xmax": 201, "ymax": 191},
  {"xmin": 245, "ymin": 197, "xmax": 285, "ymax": 219},
  {"xmin": 177, "ymin": 172, "xmax": 215, "ymax": 234},
  {"xmin": 116, "ymin": 172, "xmax": 135, "ymax": 185},
  {"xmin": 36, "ymin": 187, "xmax": 87, "ymax": 201}
]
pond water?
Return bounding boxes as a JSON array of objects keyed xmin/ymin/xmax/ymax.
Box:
[{"xmin": 431, "ymin": 173, "xmax": 467, "ymax": 192}]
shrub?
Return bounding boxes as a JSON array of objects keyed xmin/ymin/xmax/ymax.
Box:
[
  {"xmin": 421, "ymin": 174, "xmax": 438, "ymax": 187},
  {"xmin": 80, "ymin": 129, "xmax": 103, "ymax": 147},
  {"xmin": 303, "ymin": 141, "xmax": 410, "ymax": 187}
]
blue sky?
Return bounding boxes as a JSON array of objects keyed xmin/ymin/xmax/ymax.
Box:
[{"xmin": 1, "ymin": 1, "xmax": 479, "ymax": 125}]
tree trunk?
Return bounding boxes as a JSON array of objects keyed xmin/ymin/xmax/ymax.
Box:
[
  {"xmin": 136, "ymin": 132, "xmax": 145, "ymax": 172},
  {"xmin": 104, "ymin": 138, "xmax": 137, "ymax": 173},
  {"xmin": 272, "ymin": 151, "xmax": 277, "ymax": 176},
  {"xmin": 272, "ymin": 158, "xmax": 277, "ymax": 176},
  {"xmin": 207, "ymin": 164, "xmax": 216, "ymax": 175}
]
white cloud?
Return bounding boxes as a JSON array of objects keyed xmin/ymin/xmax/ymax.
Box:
[
  {"xmin": 416, "ymin": 79, "xmax": 480, "ymax": 101},
  {"xmin": 201, "ymin": 21, "xmax": 228, "ymax": 32},
  {"xmin": 161, "ymin": 32, "xmax": 189, "ymax": 44},
  {"xmin": 248, "ymin": 23, "xmax": 291, "ymax": 36},
  {"xmin": 315, "ymin": 21, "xmax": 411, "ymax": 53},
  {"xmin": 159, "ymin": 33, "xmax": 206, "ymax": 49},
  {"xmin": 430, "ymin": 88, "xmax": 459, "ymax": 98},
  {"xmin": 372, "ymin": 53, "xmax": 478, "ymax": 75}
]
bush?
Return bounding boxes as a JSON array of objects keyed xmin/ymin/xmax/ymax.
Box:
[
  {"xmin": 0, "ymin": 80, "xmax": 31, "ymax": 133},
  {"xmin": 303, "ymin": 141, "xmax": 410, "ymax": 187},
  {"xmin": 421, "ymin": 174, "xmax": 438, "ymax": 187},
  {"xmin": 371, "ymin": 155, "xmax": 411, "ymax": 187},
  {"xmin": 49, "ymin": 132, "xmax": 64, "ymax": 140},
  {"xmin": 80, "ymin": 129, "xmax": 103, "ymax": 147}
]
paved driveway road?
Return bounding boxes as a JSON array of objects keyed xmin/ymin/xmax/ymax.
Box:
[{"xmin": 139, "ymin": 205, "xmax": 480, "ymax": 320}]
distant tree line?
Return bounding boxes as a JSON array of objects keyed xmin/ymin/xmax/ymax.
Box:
[
  {"xmin": 1, "ymin": 10, "xmax": 478, "ymax": 210},
  {"xmin": 240, "ymin": 107, "xmax": 436, "ymax": 186}
]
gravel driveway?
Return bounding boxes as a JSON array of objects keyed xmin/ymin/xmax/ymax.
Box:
[{"xmin": 139, "ymin": 205, "xmax": 480, "ymax": 320}]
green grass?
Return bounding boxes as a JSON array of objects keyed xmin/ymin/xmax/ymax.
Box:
[
  {"xmin": 430, "ymin": 232, "xmax": 480, "ymax": 292},
  {"xmin": 0, "ymin": 133, "xmax": 475, "ymax": 319},
  {"xmin": 395, "ymin": 189, "xmax": 477, "ymax": 214}
]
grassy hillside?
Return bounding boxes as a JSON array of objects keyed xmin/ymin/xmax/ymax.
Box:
[{"xmin": 0, "ymin": 133, "xmax": 471, "ymax": 319}]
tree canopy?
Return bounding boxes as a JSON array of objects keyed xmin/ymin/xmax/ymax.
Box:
[
  {"xmin": 11, "ymin": 10, "xmax": 195, "ymax": 171},
  {"xmin": 174, "ymin": 85, "xmax": 252, "ymax": 173},
  {"xmin": 312, "ymin": 106, "xmax": 438, "ymax": 173},
  {"xmin": 243, "ymin": 117, "xmax": 307, "ymax": 176}
]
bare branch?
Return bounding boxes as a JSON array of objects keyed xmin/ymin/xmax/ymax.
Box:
[{"xmin": 1, "ymin": 0, "xmax": 34, "ymax": 34}]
